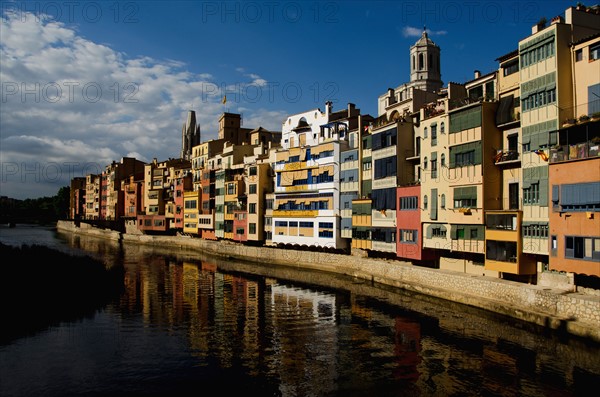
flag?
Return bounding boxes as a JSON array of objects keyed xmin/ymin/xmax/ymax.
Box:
[
  {"xmin": 534, "ymin": 149, "xmax": 548, "ymax": 162},
  {"xmin": 222, "ymin": 95, "xmax": 227, "ymax": 104}
]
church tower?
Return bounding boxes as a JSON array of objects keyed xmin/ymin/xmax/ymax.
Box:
[
  {"xmin": 181, "ymin": 110, "xmax": 200, "ymax": 160},
  {"xmin": 409, "ymin": 28, "xmax": 443, "ymax": 93}
]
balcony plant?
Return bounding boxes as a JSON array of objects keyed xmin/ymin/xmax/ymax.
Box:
[{"xmin": 579, "ymin": 114, "xmax": 590, "ymax": 123}]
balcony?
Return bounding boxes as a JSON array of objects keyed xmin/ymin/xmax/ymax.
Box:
[
  {"xmin": 493, "ymin": 149, "xmax": 520, "ymax": 165},
  {"xmin": 549, "ymin": 140, "xmax": 600, "ymax": 163},
  {"xmin": 272, "ymin": 209, "xmax": 318, "ymax": 217},
  {"xmin": 550, "ymin": 119, "xmax": 600, "ymax": 163}
]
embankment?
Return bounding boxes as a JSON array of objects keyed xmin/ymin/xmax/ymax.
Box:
[{"xmin": 56, "ymin": 220, "xmax": 600, "ymax": 343}]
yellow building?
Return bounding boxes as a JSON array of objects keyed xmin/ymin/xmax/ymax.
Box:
[{"xmin": 517, "ymin": 6, "xmax": 599, "ymax": 271}]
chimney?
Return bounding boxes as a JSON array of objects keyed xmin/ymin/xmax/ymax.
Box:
[
  {"xmin": 325, "ymin": 101, "xmax": 333, "ymax": 116},
  {"xmin": 474, "ymin": 70, "xmax": 481, "ymax": 79},
  {"xmin": 347, "ymin": 103, "xmax": 356, "ymax": 117}
]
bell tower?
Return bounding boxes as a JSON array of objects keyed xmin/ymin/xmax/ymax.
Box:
[{"xmin": 409, "ymin": 27, "xmax": 442, "ymax": 93}]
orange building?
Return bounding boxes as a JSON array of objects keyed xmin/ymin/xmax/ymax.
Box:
[{"xmin": 548, "ymin": 120, "xmax": 600, "ymax": 278}]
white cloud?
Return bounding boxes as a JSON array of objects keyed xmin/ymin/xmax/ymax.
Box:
[
  {"xmin": 0, "ymin": 11, "xmax": 287, "ymax": 199},
  {"xmin": 401, "ymin": 26, "xmax": 447, "ymax": 37}
]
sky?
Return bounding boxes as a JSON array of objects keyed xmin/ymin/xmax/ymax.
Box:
[{"xmin": 0, "ymin": 0, "xmax": 579, "ymax": 199}]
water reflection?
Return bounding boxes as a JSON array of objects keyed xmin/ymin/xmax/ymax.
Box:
[{"xmin": 0, "ymin": 227, "xmax": 598, "ymax": 396}]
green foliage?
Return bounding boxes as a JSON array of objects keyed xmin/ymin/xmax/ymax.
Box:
[{"xmin": 0, "ymin": 186, "xmax": 70, "ymax": 224}]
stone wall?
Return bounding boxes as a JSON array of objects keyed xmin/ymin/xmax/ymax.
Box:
[{"xmin": 56, "ymin": 220, "xmax": 600, "ymax": 342}]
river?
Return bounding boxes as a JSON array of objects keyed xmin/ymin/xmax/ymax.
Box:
[{"xmin": 1, "ymin": 224, "xmax": 599, "ymax": 396}]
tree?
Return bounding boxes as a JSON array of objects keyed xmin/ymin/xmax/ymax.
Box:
[{"xmin": 53, "ymin": 186, "xmax": 70, "ymax": 219}]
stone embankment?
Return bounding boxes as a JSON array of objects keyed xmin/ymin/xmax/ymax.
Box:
[{"xmin": 57, "ymin": 220, "xmax": 600, "ymax": 343}]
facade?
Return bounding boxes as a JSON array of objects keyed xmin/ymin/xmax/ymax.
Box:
[
  {"xmin": 139, "ymin": 158, "xmax": 190, "ymax": 234},
  {"xmin": 549, "ymin": 136, "xmax": 599, "ymax": 277},
  {"xmin": 84, "ymin": 174, "xmax": 100, "ymax": 220},
  {"xmin": 121, "ymin": 174, "xmax": 144, "ymax": 220},
  {"xmin": 100, "ymin": 157, "xmax": 146, "ymax": 221},
  {"xmin": 517, "ymin": 7, "xmax": 600, "ymax": 273},
  {"xmin": 272, "ymin": 102, "xmax": 352, "ymax": 250},
  {"xmin": 69, "ymin": 177, "xmax": 86, "ymax": 220},
  {"xmin": 68, "ymin": 3, "xmax": 600, "ymax": 293}
]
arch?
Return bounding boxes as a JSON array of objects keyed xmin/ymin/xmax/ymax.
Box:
[
  {"xmin": 296, "ymin": 117, "xmax": 309, "ymax": 128},
  {"xmin": 412, "ymin": 55, "xmax": 415, "ymax": 71},
  {"xmin": 418, "ymin": 53, "xmax": 424, "ymax": 70},
  {"xmin": 429, "ymin": 53, "xmax": 433, "ymax": 70},
  {"xmin": 390, "ymin": 110, "xmax": 400, "ymax": 121}
]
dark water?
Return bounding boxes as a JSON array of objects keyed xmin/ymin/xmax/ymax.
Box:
[{"xmin": 1, "ymin": 224, "xmax": 599, "ymax": 397}]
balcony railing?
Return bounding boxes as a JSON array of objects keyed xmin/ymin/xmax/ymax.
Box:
[
  {"xmin": 549, "ymin": 140, "xmax": 600, "ymax": 163},
  {"xmin": 493, "ymin": 149, "xmax": 520, "ymax": 164}
]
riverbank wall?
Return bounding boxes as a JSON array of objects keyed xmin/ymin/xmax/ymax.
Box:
[{"xmin": 56, "ymin": 220, "xmax": 600, "ymax": 343}]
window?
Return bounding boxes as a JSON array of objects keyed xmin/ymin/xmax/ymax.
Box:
[
  {"xmin": 565, "ymin": 236, "xmax": 600, "ymax": 261},
  {"xmin": 249, "ymin": 184, "xmax": 257, "ymax": 194},
  {"xmin": 441, "ymin": 194, "xmax": 446, "ymax": 208},
  {"xmin": 575, "ymin": 49, "xmax": 583, "ymax": 62},
  {"xmin": 432, "ymin": 227, "xmax": 446, "ymax": 238},
  {"xmin": 486, "ymin": 240, "xmax": 517, "ymax": 262},
  {"xmin": 227, "ymin": 183, "xmax": 235, "ymax": 195},
  {"xmin": 400, "ymin": 196, "xmax": 418, "ymax": 210},
  {"xmin": 454, "ymin": 186, "xmax": 477, "ymax": 208},
  {"xmin": 431, "ymin": 158, "xmax": 437, "ymax": 179},
  {"xmin": 374, "ymin": 156, "xmax": 397, "ymax": 179},
  {"xmin": 424, "ymin": 195, "xmax": 428, "ymax": 210},
  {"xmin": 400, "ymin": 229, "xmax": 418, "ymax": 243},
  {"xmin": 249, "ymin": 203, "xmax": 256, "ymax": 214},
  {"xmin": 522, "ymin": 88, "xmax": 556, "ymax": 112},
  {"xmin": 520, "ymin": 40, "xmax": 554, "ymax": 68},
  {"xmin": 431, "ymin": 124, "xmax": 437, "ymax": 146},
  {"xmin": 424, "ymin": 127, "xmax": 428, "ymax": 139},
  {"xmin": 440, "ymin": 122, "xmax": 445, "ymax": 134},
  {"xmin": 503, "ymin": 60, "xmax": 519, "ymax": 75},
  {"xmin": 523, "ymin": 223, "xmax": 548, "ymax": 238},
  {"xmin": 423, "ymin": 157, "xmax": 428, "ymax": 170},
  {"xmin": 449, "ymin": 141, "xmax": 482, "ymax": 168},
  {"xmin": 556, "ymin": 182, "xmax": 600, "ymax": 212},
  {"xmin": 455, "ymin": 151, "xmax": 475, "ymax": 166},
  {"xmin": 551, "ymin": 235, "xmax": 557, "ymax": 256},
  {"xmin": 249, "ymin": 223, "xmax": 256, "ymax": 234},
  {"xmin": 523, "ymin": 183, "xmax": 540, "ymax": 205},
  {"xmin": 591, "ymin": 43, "xmax": 600, "ymax": 60},
  {"xmin": 441, "ymin": 154, "xmax": 445, "ymax": 167}
]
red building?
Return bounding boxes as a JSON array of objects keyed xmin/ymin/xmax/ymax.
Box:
[{"xmin": 396, "ymin": 185, "xmax": 437, "ymax": 262}]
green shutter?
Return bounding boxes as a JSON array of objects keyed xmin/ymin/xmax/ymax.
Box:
[
  {"xmin": 450, "ymin": 225, "xmax": 458, "ymax": 240},
  {"xmin": 449, "ymin": 147, "xmax": 456, "ymax": 167},
  {"xmin": 474, "ymin": 141, "xmax": 482, "ymax": 165},
  {"xmin": 426, "ymin": 224, "xmax": 433, "ymax": 239},
  {"xmin": 466, "ymin": 186, "xmax": 478, "ymax": 200},
  {"xmin": 539, "ymin": 178, "xmax": 549, "ymax": 206},
  {"xmin": 431, "ymin": 189, "xmax": 438, "ymax": 220},
  {"xmin": 454, "ymin": 187, "xmax": 464, "ymax": 200},
  {"xmin": 552, "ymin": 185, "xmax": 559, "ymax": 203}
]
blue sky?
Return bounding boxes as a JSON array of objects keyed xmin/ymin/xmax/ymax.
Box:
[{"xmin": 0, "ymin": 0, "xmax": 578, "ymax": 199}]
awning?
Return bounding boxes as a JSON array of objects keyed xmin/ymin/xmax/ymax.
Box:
[{"xmin": 496, "ymin": 95, "xmax": 514, "ymax": 125}]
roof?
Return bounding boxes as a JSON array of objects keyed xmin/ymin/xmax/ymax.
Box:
[
  {"xmin": 413, "ymin": 29, "xmax": 437, "ymax": 47},
  {"xmin": 495, "ymin": 49, "xmax": 518, "ymax": 63},
  {"xmin": 570, "ymin": 31, "xmax": 600, "ymax": 46}
]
